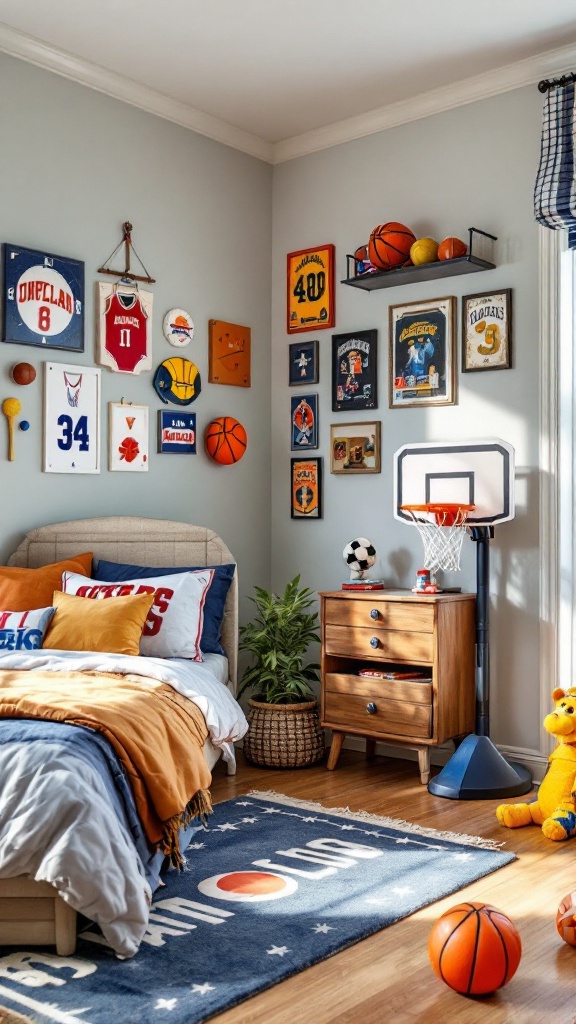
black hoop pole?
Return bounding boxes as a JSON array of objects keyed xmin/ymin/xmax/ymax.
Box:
[{"xmin": 470, "ymin": 525, "xmax": 493, "ymax": 736}]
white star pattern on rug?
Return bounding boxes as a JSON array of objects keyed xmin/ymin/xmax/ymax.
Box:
[
  {"xmin": 313, "ymin": 923, "xmax": 335, "ymax": 933},
  {"xmin": 214, "ymin": 822, "xmax": 239, "ymax": 831},
  {"xmin": 187, "ymin": 841, "xmax": 205, "ymax": 850},
  {"xmin": 191, "ymin": 983, "xmax": 215, "ymax": 995},
  {"xmin": 155, "ymin": 997, "xmax": 177, "ymax": 1010},
  {"xmin": 267, "ymin": 945, "xmax": 290, "ymax": 956}
]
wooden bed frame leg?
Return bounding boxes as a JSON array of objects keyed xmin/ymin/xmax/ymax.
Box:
[
  {"xmin": 327, "ymin": 732, "xmax": 345, "ymax": 770},
  {"xmin": 417, "ymin": 747, "xmax": 430, "ymax": 785},
  {"xmin": 55, "ymin": 898, "xmax": 77, "ymax": 955}
]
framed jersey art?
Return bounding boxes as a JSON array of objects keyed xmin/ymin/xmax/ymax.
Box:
[
  {"xmin": 97, "ymin": 282, "xmax": 153, "ymax": 375},
  {"xmin": 287, "ymin": 244, "xmax": 335, "ymax": 334},
  {"xmin": 43, "ymin": 362, "xmax": 100, "ymax": 473},
  {"xmin": 3, "ymin": 243, "xmax": 84, "ymax": 352}
]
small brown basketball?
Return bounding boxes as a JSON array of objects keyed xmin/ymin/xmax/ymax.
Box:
[
  {"xmin": 368, "ymin": 222, "xmax": 416, "ymax": 270},
  {"xmin": 437, "ymin": 236, "xmax": 468, "ymax": 261},
  {"xmin": 428, "ymin": 901, "xmax": 521, "ymax": 996},
  {"xmin": 11, "ymin": 362, "xmax": 36, "ymax": 386},
  {"xmin": 205, "ymin": 416, "xmax": 247, "ymax": 465}
]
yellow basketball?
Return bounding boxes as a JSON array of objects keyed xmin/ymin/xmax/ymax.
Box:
[{"xmin": 410, "ymin": 237, "xmax": 439, "ymax": 266}]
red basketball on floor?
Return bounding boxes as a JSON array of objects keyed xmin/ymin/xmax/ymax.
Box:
[
  {"xmin": 205, "ymin": 416, "xmax": 247, "ymax": 465},
  {"xmin": 437, "ymin": 236, "xmax": 468, "ymax": 260},
  {"xmin": 428, "ymin": 901, "xmax": 522, "ymax": 996},
  {"xmin": 11, "ymin": 362, "xmax": 36, "ymax": 385},
  {"xmin": 368, "ymin": 222, "xmax": 416, "ymax": 270}
]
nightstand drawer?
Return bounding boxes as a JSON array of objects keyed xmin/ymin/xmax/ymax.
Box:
[
  {"xmin": 325, "ymin": 671, "xmax": 432, "ymax": 705},
  {"xmin": 324, "ymin": 690, "xmax": 432, "ymax": 739},
  {"xmin": 323, "ymin": 597, "xmax": 434, "ymax": 633},
  {"xmin": 325, "ymin": 624, "xmax": 434, "ymax": 662}
]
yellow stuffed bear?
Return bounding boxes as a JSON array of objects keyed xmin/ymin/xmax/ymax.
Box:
[{"xmin": 496, "ymin": 688, "xmax": 576, "ymax": 841}]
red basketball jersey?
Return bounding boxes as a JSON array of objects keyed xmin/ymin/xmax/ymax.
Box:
[{"xmin": 104, "ymin": 291, "xmax": 149, "ymax": 373}]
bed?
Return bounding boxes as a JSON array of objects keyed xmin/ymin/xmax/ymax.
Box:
[{"xmin": 0, "ymin": 515, "xmax": 248, "ymax": 958}]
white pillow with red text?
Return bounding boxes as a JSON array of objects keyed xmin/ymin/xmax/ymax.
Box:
[{"xmin": 61, "ymin": 569, "xmax": 214, "ymax": 660}]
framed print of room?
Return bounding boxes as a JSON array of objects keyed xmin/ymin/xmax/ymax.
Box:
[
  {"xmin": 287, "ymin": 244, "xmax": 335, "ymax": 334},
  {"xmin": 462, "ymin": 288, "xmax": 512, "ymax": 371},
  {"xmin": 330, "ymin": 420, "xmax": 381, "ymax": 474},
  {"xmin": 332, "ymin": 329, "xmax": 377, "ymax": 412},
  {"xmin": 389, "ymin": 296, "xmax": 456, "ymax": 408}
]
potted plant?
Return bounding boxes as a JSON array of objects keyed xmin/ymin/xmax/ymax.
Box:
[{"xmin": 238, "ymin": 575, "xmax": 325, "ymax": 768}]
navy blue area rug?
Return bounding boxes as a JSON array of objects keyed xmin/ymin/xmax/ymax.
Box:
[{"xmin": 0, "ymin": 791, "xmax": 516, "ymax": 1024}]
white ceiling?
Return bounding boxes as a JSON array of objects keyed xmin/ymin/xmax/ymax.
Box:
[{"xmin": 0, "ymin": 0, "xmax": 575, "ymax": 162}]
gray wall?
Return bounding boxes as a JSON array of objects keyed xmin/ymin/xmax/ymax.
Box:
[
  {"xmin": 0, "ymin": 54, "xmax": 273, "ymax": 626},
  {"xmin": 271, "ymin": 86, "xmax": 543, "ymax": 754}
]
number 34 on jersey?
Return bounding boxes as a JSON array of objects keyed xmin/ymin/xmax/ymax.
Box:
[
  {"xmin": 286, "ymin": 243, "xmax": 335, "ymax": 334},
  {"xmin": 44, "ymin": 363, "xmax": 101, "ymax": 474}
]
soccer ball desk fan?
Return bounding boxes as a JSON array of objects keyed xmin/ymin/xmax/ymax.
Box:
[{"xmin": 394, "ymin": 439, "xmax": 532, "ymax": 800}]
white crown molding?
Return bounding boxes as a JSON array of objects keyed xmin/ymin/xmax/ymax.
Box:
[
  {"xmin": 1, "ymin": 21, "xmax": 575, "ymax": 166},
  {"xmin": 0, "ymin": 22, "xmax": 274, "ymax": 164},
  {"xmin": 273, "ymin": 41, "xmax": 576, "ymax": 164}
]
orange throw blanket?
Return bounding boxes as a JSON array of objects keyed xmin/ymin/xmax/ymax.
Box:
[{"xmin": 0, "ymin": 669, "xmax": 213, "ymax": 865}]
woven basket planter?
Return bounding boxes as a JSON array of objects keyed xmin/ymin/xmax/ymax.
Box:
[{"xmin": 243, "ymin": 698, "xmax": 325, "ymax": 769}]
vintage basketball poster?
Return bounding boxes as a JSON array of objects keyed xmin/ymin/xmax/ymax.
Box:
[
  {"xmin": 3, "ymin": 243, "xmax": 84, "ymax": 352},
  {"xmin": 43, "ymin": 362, "xmax": 100, "ymax": 473},
  {"xmin": 109, "ymin": 403, "xmax": 149, "ymax": 471},
  {"xmin": 291, "ymin": 457, "xmax": 322, "ymax": 518},
  {"xmin": 389, "ymin": 297, "xmax": 456, "ymax": 408},
  {"xmin": 97, "ymin": 282, "xmax": 153, "ymax": 374},
  {"xmin": 287, "ymin": 244, "xmax": 335, "ymax": 334}
]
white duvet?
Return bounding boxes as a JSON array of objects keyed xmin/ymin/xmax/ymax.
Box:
[{"xmin": 0, "ymin": 650, "xmax": 249, "ymax": 958}]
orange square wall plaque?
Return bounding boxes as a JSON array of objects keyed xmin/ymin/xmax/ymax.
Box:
[{"xmin": 208, "ymin": 319, "xmax": 251, "ymax": 387}]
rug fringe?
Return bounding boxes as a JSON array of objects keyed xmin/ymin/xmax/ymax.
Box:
[{"xmin": 247, "ymin": 789, "xmax": 508, "ymax": 850}]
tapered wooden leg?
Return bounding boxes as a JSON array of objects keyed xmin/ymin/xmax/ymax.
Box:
[
  {"xmin": 417, "ymin": 747, "xmax": 430, "ymax": 785},
  {"xmin": 327, "ymin": 732, "xmax": 345, "ymax": 770},
  {"xmin": 366, "ymin": 738, "xmax": 376, "ymax": 760}
]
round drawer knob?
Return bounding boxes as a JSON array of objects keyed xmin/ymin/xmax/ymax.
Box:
[
  {"xmin": 370, "ymin": 608, "xmax": 380, "ymax": 620},
  {"xmin": 366, "ymin": 702, "xmax": 377, "ymax": 715},
  {"xmin": 370, "ymin": 636, "xmax": 379, "ymax": 648}
]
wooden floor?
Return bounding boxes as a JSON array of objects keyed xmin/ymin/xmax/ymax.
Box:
[{"xmin": 207, "ymin": 747, "xmax": 576, "ymax": 1024}]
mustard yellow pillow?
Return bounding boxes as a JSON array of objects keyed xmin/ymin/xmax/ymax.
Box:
[
  {"xmin": 0, "ymin": 553, "xmax": 93, "ymax": 612},
  {"xmin": 43, "ymin": 589, "xmax": 155, "ymax": 655}
]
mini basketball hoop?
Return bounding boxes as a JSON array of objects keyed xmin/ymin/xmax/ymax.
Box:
[{"xmin": 400, "ymin": 503, "xmax": 475, "ymax": 574}]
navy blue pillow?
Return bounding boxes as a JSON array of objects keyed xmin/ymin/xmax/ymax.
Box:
[{"xmin": 92, "ymin": 559, "xmax": 235, "ymax": 657}]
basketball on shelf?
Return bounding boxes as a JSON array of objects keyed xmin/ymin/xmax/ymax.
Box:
[
  {"xmin": 368, "ymin": 222, "xmax": 416, "ymax": 270},
  {"xmin": 556, "ymin": 891, "xmax": 576, "ymax": 945},
  {"xmin": 11, "ymin": 362, "xmax": 36, "ymax": 385},
  {"xmin": 205, "ymin": 416, "xmax": 247, "ymax": 465},
  {"xmin": 410, "ymin": 237, "xmax": 439, "ymax": 266},
  {"xmin": 343, "ymin": 537, "xmax": 377, "ymax": 579},
  {"xmin": 437, "ymin": 236, "xmax": 468, "ymax": 260},
  {"xmin": 428, "ymin": 901, "xmax": 522, "ymax": 995}
]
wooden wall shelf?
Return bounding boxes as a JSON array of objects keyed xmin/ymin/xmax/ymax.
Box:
[{"xmin": 342, "ymin": 227, "xmax": 496, "ymax": 292}]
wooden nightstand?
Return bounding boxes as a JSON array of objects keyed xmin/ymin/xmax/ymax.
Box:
[{"xmin": 320, "ymin": 589, "xmax": 476, "ymax": 784}]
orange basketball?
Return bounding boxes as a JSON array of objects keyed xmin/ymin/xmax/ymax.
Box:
[
  {"xmin": 11, "ymin": 362, "xmax": 36, "ymax": 386},
  {"xmin": 368, "ymin": 222, "xmax": 416, "ymax": 270},
  {"xmin": 205, "ymin": 416, "xmax": 247, "ymax": 465},
  {"xmin": 428, "ymin": 901, "xmax": 521, "ymax": 996},
  {"xmin": 437, "ymin": 236, "xmax": 468, "ymax": 260}
]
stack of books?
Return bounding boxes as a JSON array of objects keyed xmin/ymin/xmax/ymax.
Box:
[
  {"xmin": 358, "ymin": 668, "xmax": 432, "ymax": 682},
  {"xmin": 341, "ymin": 579, "xmax": 385, "ymax": 591}
]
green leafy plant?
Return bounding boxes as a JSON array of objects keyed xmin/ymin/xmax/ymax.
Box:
[{"xmin": 238, "ymin": 575, "xmax": 320, "ymax": 705}]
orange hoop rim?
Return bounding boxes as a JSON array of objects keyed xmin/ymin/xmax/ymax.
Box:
[{"xmin": 401, "ymin": 502, "xmax": 475, "ymax": 527}]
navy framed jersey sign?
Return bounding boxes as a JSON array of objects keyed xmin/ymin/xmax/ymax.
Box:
[
  {"xmin": 43, "ymin": 362, "xmax": 100, "ymax": 473},
  {"xmin": 3, "ymin": 243, "xmax": 84, "ymax": 352},
  {"xmin": 97, "ymin": 282, "xmax": 153, "ymax": 375},
  {"xmin": 157, "ymin": 410, "xmax": 196, "ymax": 453}
]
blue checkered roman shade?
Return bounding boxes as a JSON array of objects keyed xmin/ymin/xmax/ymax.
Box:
[{"xmin": 534, "ymin": 80, "xmax": 576, "ymax": 247}]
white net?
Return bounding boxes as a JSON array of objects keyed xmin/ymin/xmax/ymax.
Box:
[{"xmin": 402, "ymin": 506, "xmax": 471, "ymax": 574}]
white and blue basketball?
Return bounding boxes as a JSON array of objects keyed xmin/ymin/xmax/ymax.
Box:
[{"xmin": 343, "ymin": 537, "xmax": 377, "ymax": 579}]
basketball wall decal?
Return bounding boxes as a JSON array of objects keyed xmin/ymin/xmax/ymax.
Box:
[
  {"xmin": 11, "ymin": 362, "xmax": 36, "ymax": 386},
  {"xmin": 205, "ymin": 416, "xmax": 247, "ymax": 465},
  {"xmin": 368, "ymin": 222, "xmax": 416, "ymax": 270},
  {"xmin": 428, "ymin": 901, "xmax": 521, "ymax": 995},
  {"xmin": 437, "ymin": 236, "xmax": 468, "ymax": 260}
]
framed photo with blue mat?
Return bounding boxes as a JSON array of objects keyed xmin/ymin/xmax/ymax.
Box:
[
  {"xmin": 2, "ymin": 242, "xmax": 84, "ymax": 352},
  {"xmin": 289, "ymin": 338, "xmax": 319, "ymax": 386},
  {"xmin": 291, "ymin": 393, "xmax": 318, "ymax": 450}
]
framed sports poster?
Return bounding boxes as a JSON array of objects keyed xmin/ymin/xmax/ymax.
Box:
[
  {"xmin": 208, "ymin": 319, "xmax": 251, "ymax": 386},
  {"xmin": 389, "ymin": 296, "xmax": 456, "ymax": 408},
  {"xmin": 157, "ymin": 410, "xmax": 197, "ymax": 453},
  {"xmin": 108, "ymin": 403, "xmax": 149, "ymax": 471},
  {"xmin": 288, "ymin": 338, "xmax": 319, "ymax": 386},
  {"xmin": 3, "ymin": 243, "xmax": 84, "ymax": 352},
  {"xmin": 43, "ymin": 362, "xmax": 100, "ymax": 473},
  {"xmin": 97, "ymin": 282, "xmax": 153, "ymax": 375},
  {"xmin": 332, "ymin": 329, "xmax": 377, "ymax": 412},
  {"xmin": 287, "ymin": 244, "xmax": 335, "ymax": 334},
  {"xmin": 462, "ymin": 288, "xmax": 512, "ymax": 372},
  {"xmin": 291, "ymin": 457, "xmax": 323, "ymax": 519},
  {"xmin": 291, "ymin": 393, "xmax": 318, "ymax": 450}
]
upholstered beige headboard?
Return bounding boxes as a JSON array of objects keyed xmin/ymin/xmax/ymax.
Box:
[{"xmin": 8, "ymin": 516, "xmax": 238, "ymax": 692}]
